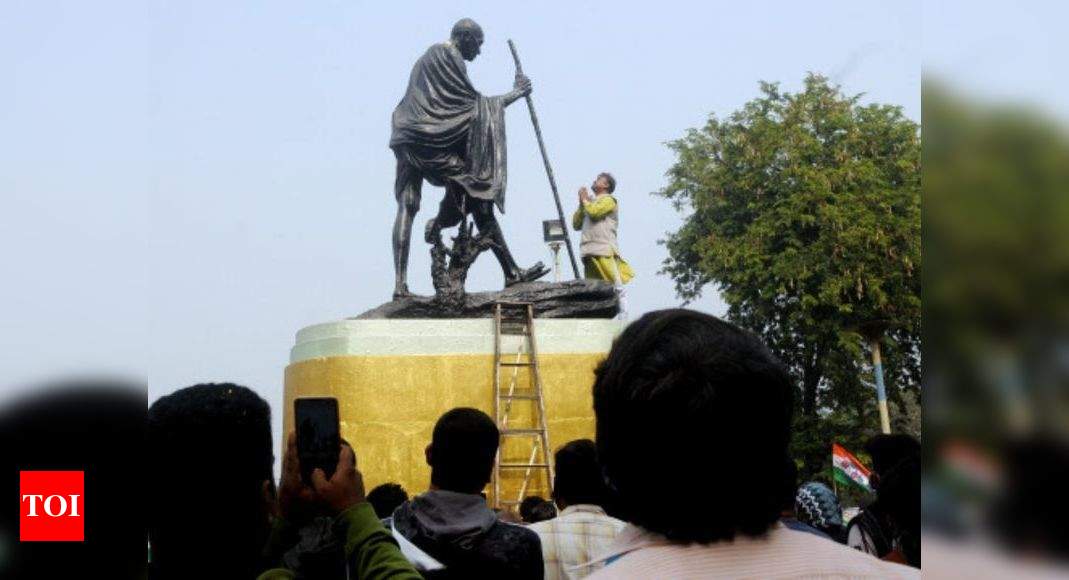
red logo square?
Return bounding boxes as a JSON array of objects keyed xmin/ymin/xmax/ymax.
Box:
[{"xmin": 19, "ymin": 471, "xmax": 84, "ymax": 542}]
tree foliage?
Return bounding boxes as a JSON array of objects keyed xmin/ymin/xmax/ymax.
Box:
[{"xmin": 658, "ymin": 74, "xmax": 921, "ymax": 482}]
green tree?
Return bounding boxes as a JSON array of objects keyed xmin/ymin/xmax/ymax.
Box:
[{"xmin": 658, "ymin": 74, "xmax": 921, "ymax": 481}]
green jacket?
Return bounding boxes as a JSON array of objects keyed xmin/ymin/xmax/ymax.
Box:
[{"xmin": 258, "ymin": 502, "xmax": 421, "ymax": 580}]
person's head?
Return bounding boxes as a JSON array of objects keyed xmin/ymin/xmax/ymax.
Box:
[
  {"xmin": 148, "ymin": 383, "xmax": 274, "ymax": 578},
  {"xmin": 426, "ymin": 407, "xmax": 499, "ymax": 494},
  {"xmin": 795, "ymin": 482, "xmax": 845, "ymax": 542},
  {"xmin": 450, "ymin": 18, "xmax": 484, "ymax": 61},
  {"xmin": 367, "ymin": 482, "xmax": 409, "ymax": 519},
  {"xmin": 552, "ymin": 439, "xmax": 610, "ymax": 509},
  {"xmin": 593, "ymin": 309, "xmax": 793, "ymax": 543},
  {"xmin": 519, "ymin": 496, "xmax": 552, "ymax": 523},
  {"xmin": 529, "ymin": 500, "xmax": 558, "ymax": 523},
  {"xmin": 592, "ymin": 172, "xmax": 616, "ymax": 194},
  {"xmin": 865, "ymin": 434, "xmax": 920, "ymax": 490},
  {"xmin": 878, "ymin": 454, "xmax": 921, "ymax": 567}
]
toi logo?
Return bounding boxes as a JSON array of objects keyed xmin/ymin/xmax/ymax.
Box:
[{"xmin": 20, "ymin": 471, "xmax": 84, "ymax": 542}]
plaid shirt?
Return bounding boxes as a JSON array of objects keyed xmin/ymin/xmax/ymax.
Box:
[{"xmin": 528, "ymin": 504, "xmax": 626, "ymax": 580}]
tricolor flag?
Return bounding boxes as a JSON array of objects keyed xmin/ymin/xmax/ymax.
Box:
[{"xmin": 832, "ymin": 443, "xmax": 872, "ymax": 491}]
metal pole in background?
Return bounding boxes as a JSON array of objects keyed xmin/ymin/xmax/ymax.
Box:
[
  {"xmin": 870, "ymin": 338, "xmax": 892, "ymax": 434},
  {"xmin": 507, "ymin": 39, "xmax": 581, "ymax": 279}
]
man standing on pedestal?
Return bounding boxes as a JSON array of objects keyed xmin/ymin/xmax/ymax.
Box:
[{"xmin": 390, "ymin": 18, "xmax": 549, "ymax": 299}]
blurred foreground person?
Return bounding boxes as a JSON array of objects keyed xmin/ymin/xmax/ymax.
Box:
[
  {"xmin": 586, "ymin": 309, "xmax": 917, "ymax": 578},
  {"xmin": 386, "ymin": 407, "xmax": 543, "ymax": 578},
  {"xmin": 0, "ymin": 381, "xmax": 146, "ymax": 578},
  {"xmin": 529, "ymin": 439, "xmax": 626, "ymax": 579}
]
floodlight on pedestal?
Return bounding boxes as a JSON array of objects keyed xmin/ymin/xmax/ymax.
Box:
[{"xmin": 542, "ymin": 219, "xmax": 567, "ymax": 282}]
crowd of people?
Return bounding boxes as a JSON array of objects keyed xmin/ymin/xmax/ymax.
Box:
[{"xmin": 146, "ymin": 308, "xmax": 920, "ymax": 578}]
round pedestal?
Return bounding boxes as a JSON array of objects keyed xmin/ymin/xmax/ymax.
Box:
[{"xmin": 283, "ymin": 318, "xmax": 621, "ymax": 503}]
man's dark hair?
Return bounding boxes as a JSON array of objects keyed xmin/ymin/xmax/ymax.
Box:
[
  {"xmin": 428, "ymin": 407, "xmax": 499, "ymax": 494},
  {"xmin": 148, "ymin": 383, "xmax": 274, "ymax": 579},
  {"xmin": 598, "ymin": 172, "xmax": 616, "ymax": 193},
  {"xmin": 367, "ymin": 482, "xmax": 409, "ymax": 519},
  {"xmin": 528, "ymin": 500, "xmax": 557, "ymax": 523},
  {"xmin": 552, "ymin": 439, "xmax": 609, "ymax": 508},
  {"xmin": 593, "ymin": 309, "xmax": 793, "ymax": 543},
  {"xmin": 519, "ymin": 496, "xmax": 547, "ymax": 523},
  {"xmin": 865, "ymin": 434, "xmax": 921, "ymax": 479}
]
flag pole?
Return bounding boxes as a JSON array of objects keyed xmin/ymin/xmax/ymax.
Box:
[
  {"xmin": 831, "ymin": 444, "xmax": 838, "ymax": 497},
  {"xmin": 507, "ymin": 39, "xmax": 581, "ymax": 280}
]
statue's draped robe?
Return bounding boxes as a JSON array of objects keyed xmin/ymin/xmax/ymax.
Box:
[{"xmin": 390, "ymin": 42, "xmax": 508, "ymax": 212}]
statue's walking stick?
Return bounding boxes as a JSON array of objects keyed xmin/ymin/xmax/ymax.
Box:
[{"xmin": 507, "ymin": 39, "xmax": 581, "ymax": 280}]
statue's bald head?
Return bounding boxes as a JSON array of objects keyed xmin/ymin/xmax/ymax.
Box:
[
  {"xmin": 451, "ymin": 18, "xmax": 483, "ymax": 40},
  {"xmin": 451, "ymin": 18, "xmax": 484, "ymax": 61}
]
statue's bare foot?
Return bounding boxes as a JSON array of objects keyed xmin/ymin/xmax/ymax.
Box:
[
  {"xmin": 393, "ymin": 283, "xmax": 413, "ymax": 300},
  {"xmin": 505, "ymin": 262, "xmax": 551, "ymax": 287}
]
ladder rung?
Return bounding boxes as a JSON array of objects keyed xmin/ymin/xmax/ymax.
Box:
[
  {"xmin": 496, "ymin": 301, "xmax": 534, "ymax": 307},
  {"xmin": 499, "ymin": 463, "xmax": 549, "ymax": 469},
  {"xmin": 501, "ymin": 428, "xmax": 545, "ymax": 435},
  {"xmin": 499, "ymin": 361, "xmax": 534, "ymax": 367},
  {"xmin": 500, "ymin": 393, "xmax": 539, "ymax": 400}
]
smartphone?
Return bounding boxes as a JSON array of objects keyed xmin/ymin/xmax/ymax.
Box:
[{"xmin": 294, "ymin": 397, "xmax": 340, "ymax": 484}]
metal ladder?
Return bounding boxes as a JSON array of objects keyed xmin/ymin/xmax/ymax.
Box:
[{"xmin": 492, "ymin": 301, "xmax": 554, "ymax": 511}]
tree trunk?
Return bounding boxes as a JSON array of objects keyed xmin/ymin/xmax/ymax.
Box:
[{"xmin": 801, "ymin": 366, "xmax": 820, "ymax": 417}]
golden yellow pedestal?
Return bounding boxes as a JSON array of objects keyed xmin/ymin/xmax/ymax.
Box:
[{"xmin": 282, "ymin": 319, "xmax": 620, "ymax": 504}]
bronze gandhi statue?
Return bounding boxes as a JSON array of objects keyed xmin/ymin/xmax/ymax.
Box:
[{"xmin": 389, "ymin": 18, "xmax": 550, "ymax": 299}]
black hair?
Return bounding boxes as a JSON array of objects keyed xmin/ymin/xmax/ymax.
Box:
[
  {"xmin": 878, "ymin": 455, "xmax": 921, "ymax": 567},
  {"xmin": 593, "ymin": 309, "xmax": 793, "ymax": 543},
  {"xmin": 429, "ymin": 407, "xmax": 499, "ymax": 494},
  {"xmin": 598, "ymin": 172, "xmax": 616, "ymax": 193},
  {"xmin": 528, "ymin": 500, "xmax": 557, "ymax": 523},
  {"xmin": 552, "ymin": 439, "xmax": 610, "ymax": 508},
  {"xmin": 147, "ymin": 383, "xmax": 273, "ymax": 578},
  {"xmin": 519, "ymin": 496, "xmax": 547, "ymax": 523},
  {"xmin": 367, "ymin": 482, "xmax": 409, "ymax": 519},
  {"xmin": 865, "ymin": 434, "xmax": 921, "ymax": 478}
]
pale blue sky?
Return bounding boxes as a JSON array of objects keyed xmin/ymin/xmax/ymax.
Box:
[{"xmin": 2, "ymin": 1, "xmax": 921, "ymax": 455}]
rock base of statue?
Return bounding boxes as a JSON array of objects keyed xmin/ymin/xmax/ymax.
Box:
[{"xmin": 357, "ymin": 279, "xmax": 619, "ymax": 319}]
